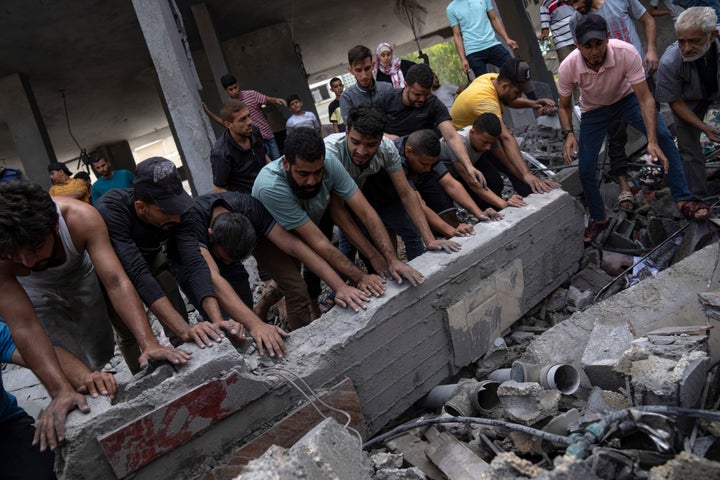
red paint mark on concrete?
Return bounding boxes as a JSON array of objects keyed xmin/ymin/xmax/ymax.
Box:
[{"xmin": 99, "ymin": 371, "xmax": 251, "ymax": 477}]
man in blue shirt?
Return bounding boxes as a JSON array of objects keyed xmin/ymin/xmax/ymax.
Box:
[{"xmin": 90, "ymin": 154, "xmax": 134, "ymax": 204}]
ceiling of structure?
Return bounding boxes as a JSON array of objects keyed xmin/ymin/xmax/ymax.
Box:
[{"xmin": 0, "ymin": 0, "xmax": 452, "ymax": 166}]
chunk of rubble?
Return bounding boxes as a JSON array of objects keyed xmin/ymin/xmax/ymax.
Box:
[
  {"xmin": 235, "ymin": 418, "xmax": 371, "ymax": 480},
  {"xmin": 371, "ymin": 452, "xmax": 404, "ymax": 470},
  {"xmin": 478, "ymin": 452, "xmax": 544, "ymax": 479},
  {"xmin": 373, "ymin": 467, "xmax": 427, "ymax": 480},
  {"xmin": 581, "ymin": 321, "xmax": 635, "ymax": 390},
  {"xmin": 648, "ymin": 451, "xmax": 720, "ymax": 480},
  {"xmin": 626, "ymin": 350, "xmax": 707, "ymax": 407},
  {"xmin": 497, "ymin": 381, "xmax": 560, "ymax": 425}
]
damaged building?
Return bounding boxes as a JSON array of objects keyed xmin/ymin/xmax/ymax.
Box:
[{"xmin": 2, "ymin": 1, "xmax": 720, "ymax": 479}]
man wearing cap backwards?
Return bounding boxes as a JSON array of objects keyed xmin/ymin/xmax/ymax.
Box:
[
  {"xmin": 449, "ymin": 58, "xmax": 561, "ymax": 196},
  {"xmin": 96, "ymin": 157, "xmax": 288, "ymax": 362},
  {"xmin": 558, "ymin": 13, "xmax": 709, "ymax": 244},
  {"xmin": 48, "ymin": 162, "xmax": 90, "ymax": 204},
  {"xmin": 0, "ymin": 181, "xmax": 191, "ymax": 453},
  {"xmin": 656, "ymin": 6, "xmax": 720, "ymax": 198}
]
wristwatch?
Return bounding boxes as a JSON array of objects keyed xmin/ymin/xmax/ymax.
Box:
[{"xmin": 561, "ymin": 129, "xmax": 574, "ymax": 140}]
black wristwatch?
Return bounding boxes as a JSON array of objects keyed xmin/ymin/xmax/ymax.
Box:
[{"xmin": 561, "ymin": 129, "xmax": 574, "ymax": 140}]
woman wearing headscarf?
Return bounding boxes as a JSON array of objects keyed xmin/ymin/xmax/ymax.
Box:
[{"xmin": 373, "ymin": 42, "xmax": 416, "ymax": 88}]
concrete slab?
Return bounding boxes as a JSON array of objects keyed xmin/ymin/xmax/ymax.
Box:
[
  {"xmin": 525, "ymin": 242, "xmax": 720, "ymax": 367},
  {"xmin": 11, "ymin": 190, "xmax": 582, "ymax": 480}
]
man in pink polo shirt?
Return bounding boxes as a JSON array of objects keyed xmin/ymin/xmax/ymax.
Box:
[{"xmin": 557, "ymin": 13, "xmax": 709, "ymax": 244}]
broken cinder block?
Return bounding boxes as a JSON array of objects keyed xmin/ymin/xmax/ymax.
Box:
[{"xmin": 497, "ymin": 381, "xmax": 560, "ymax": 425}]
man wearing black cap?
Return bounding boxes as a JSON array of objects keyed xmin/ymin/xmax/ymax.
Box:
[
  {"xmin": 48, "ymin": 162, "xmax": 90, "ymax": 204},
  {"xmin": 558, "ymin": 13, "xmax": 708, "ymax": 244},
  {"xmin": 96, "ymin": 157, "xmax": 287, "ymax": 364},
  {"xmin": 449, "ymin": 58, "xmax": 561, "ymax": 197}
]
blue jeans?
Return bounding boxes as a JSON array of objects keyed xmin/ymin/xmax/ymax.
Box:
[
  {"xmin": 339, "ymin": 200, "xmax": 425, "ymax": 262},
  {"xmin": 579, "ymin": 93, "xmax": 692, "ymax": 221},
  {"xmin": 466, "ymin": 44, "xmax": 513, "ymax": 78},
  {"xmin": 264, "ymin": 137, "xmax": 281, "ymax": 161}
]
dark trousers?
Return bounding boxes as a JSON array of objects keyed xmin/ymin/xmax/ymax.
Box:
[{"xmin": 0, "ymin": 413, "xmax": 56, "ymax": 479}]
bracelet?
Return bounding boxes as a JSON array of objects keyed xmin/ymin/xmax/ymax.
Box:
[{"xmin": 561, "ymin": 129, "xmax": 574, "ymax": 140}]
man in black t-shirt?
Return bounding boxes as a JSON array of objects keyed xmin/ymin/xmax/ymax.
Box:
[
  {"xmin": 210, "ymin": 99, "xmax": 269, "ymax": 193},
  {"xmin": 375, "ymin": 63, "xmax": 487, "ymax": 193},
  {"xmin": 189, "ymin": 192, "xmax": 369, "ymax": 331}
]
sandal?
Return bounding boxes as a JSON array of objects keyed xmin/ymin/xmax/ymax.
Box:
[
  {"xmin": 679, "ymin": 200, "xmax": 710, "ymax": 221},
  {"xmin": 617, "ymin": 190, "xmax": 635, "ymax": 212},
  {"xmin": 584, "ymin": 219, "xmax": 608, "ymax": 245}
]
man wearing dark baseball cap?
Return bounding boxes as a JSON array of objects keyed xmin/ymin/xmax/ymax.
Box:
[
  {"xmin": 97, "ymin": 157, "xmax": 287, "ymax": 365},
  {"xmin": 48, "ymin": 162, "xmax": 91, "ymax": 203},
  {"xmin": 132, "ymin": 157, "xmax": 193, "ymax": 215},
  {"xmin": 573, "ymin": 12, "xmax": 608, "ymax": 46},
  {"xmin": 499, "ymin": 58, "xmax": 535, "ymax": 94},
  {"xmin": 557, "ymin": 12, "xmax": 708, "ymax": 245}
]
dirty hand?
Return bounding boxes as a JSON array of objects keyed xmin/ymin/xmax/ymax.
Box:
[
  {"xmin": 533, "ymin": 99, "xmax": 557, "ymax": 116},
  {"xmin": 506, "ymin": 194, "xmax": 527, "ymax": 207},
  {"xmin": 215, "ymin": 319, "xmax": 245, "ymax": 342},
  {"xmin": 646, "ymin": 143, "xmax": 669, "ymax": 173},
  {"xmin": 138, "ymin": 343, "xmax": 192, "ymax": 371},
  {"xmin": 33, "ymin": 389, "xmax": 89, "ymax": 452},
  {"xmin": 704, "ymin": 125, "xmax": 720, "ymax": 144},
  {"xmin": 465, "ymin": 166, "xmax": 487, "ymax": 189},
  {"xmin": 427, "ymin": 238, "xmax": 462, "ymax": 253},
  {"xmin": 522, "ymin": 172, "xmax": 558, "ymax": 194},
  {"xmin": 180, "ymin": 322, "xmax": 227, "ymax": 348},
  {"xmin": 507, "ymin": 39, "xmax": 519, "ymax": 50},
  {"xmin": 333, "ymin": 284, "xmax": 370, "ymax": 312},
  {"xmin": 644, "ymin": 52, "xmax": 659, "ymax": 76},
  {"xmin": 250, "ymin": 323, "xmax": 289, "ymax": 358},
  {"xmin": 388, "ymin": 259, "xmax": 424, "ymax": 287},
  {"xmin": 452, "ymin": 223, "xmax": 475, "ymax": 237},
  {"xmin": 483, "ymin": 208, "xmax": 504, "ymax": 221},
  {"xmin": 78, "ymin": 371, "xmax": 117, "ymax": 400},
  {"xmin": 357, "ymin": 274, "xmax": 386, "ymax": 297},
  {"xmin": 562, "ymin": 135, "xmax": 578, "ymax": 165},
  {"xmin": 367, "ymin": 255, "xmax": 391, "ymax": 280}
]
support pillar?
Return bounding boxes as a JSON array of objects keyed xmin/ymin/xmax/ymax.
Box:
[
  {"xmin": 131, "ymin": 0, "xmax": 215, "ymax": 195},
  {"xmin": 496, "ymin": 0, "xmax": 558, "ymax": 99},
  {"xmin": 0, "ymin": 74, "xmax": 57, "ymax": 187},
  {"xmin": 191, "ymin": 3, "xmax": 229, "ymax": 100}
]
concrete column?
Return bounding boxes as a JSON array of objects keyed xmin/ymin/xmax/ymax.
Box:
[
  {"xmin": 0, "ymin": 74, "xmax": 56, "ymax": 187},
  {"xmin": 131, "ymin": 0, "xmax": 215, "ymax": 195},
  {"xmin": 496, "ymin": 0, "xmax": 558, "ymax": 99},
  {"xmin": 191, "ymin": 3, "xmax": 228, "ymax": 99},
  {"xmin": 222, "ymin": 23, "xmax": 315, "ymax": 139}
]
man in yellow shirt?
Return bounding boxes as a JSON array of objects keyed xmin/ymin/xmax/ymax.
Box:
[{"xmin": 48, "ymin": 162, "xmax": 90, "ymax": 204}]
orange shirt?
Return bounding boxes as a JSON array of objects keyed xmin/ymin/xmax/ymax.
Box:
[{"xmin": 49, "ymin": 178, "xmax": 91, "ymax": 204}]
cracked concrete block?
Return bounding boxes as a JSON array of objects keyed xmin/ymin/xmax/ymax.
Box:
[
  {"xmin": 479, "ymin": 452, "xmax": 545, "ymax": 480},
  {"xmin": 535, "ymin": 455, "xmax": 602, "ymax": 480},
  {"xmin": 581, "ymin": 322, "xmax": 635, "ymax": 390},
  {"xmin": 374, "ymin": 467, "xmax": 427, "ymax": 480},
  {"xmin": 648, "ymin": 451, "xmax": 720, "ymax": 480},
  {"xmin": 235, "ymin": 418, "xmax": 372, "ymax": 480},
  {"xmin": 567, "ymin": 285, "xmax": 593, "ymax": 311},
  {"xmin": 630, "ymin": 351, "xmax": 707, "ymax": 407},
  {"xmin": 497, "ymin": 381, "xmax": 560, "ymax": 425},
  {"xmin": 371, "ymin": 452, "xmax": 404, "ymax": 470}
]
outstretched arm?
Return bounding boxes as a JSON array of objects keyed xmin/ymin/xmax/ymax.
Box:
[{"xmin": 0, "ymin": 269, "xmax": 89, "ymax": 452}]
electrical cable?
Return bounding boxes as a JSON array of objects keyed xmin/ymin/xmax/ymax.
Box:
[
  {"xmin": 61, "ymin": 91, "xmax": 83, "ymax": 151},
  {"xmin": 259, "ymin": 366, "xmax": 363, "ymax": 448},
  {"xmin": 362, "ymin": 416, "xmax": 572, "ymax": 450}
]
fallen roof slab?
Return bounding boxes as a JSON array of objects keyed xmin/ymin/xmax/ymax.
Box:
[{"xmin": 48, "ymin": 189, "xmax": 583, "ymax": 479}]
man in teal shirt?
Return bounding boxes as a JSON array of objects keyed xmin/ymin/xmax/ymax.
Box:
[{"xmin": 90, "ymin": 154, "xmax": 134, "ymax": 203}]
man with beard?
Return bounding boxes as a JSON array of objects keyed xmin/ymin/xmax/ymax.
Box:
[
  {"xmin": 210, "ymin": 99, "xmax": 269, "ymax": 194},
  {"xmin": 450, "ymin": 59, "xmax": 561, "ymax": 196},
  {"xmin": 0, "ymin": 180, "xmax": 191, "ymax": 455},
  {"xmin": 339, "ymin": 45, "xmax": 394, "ymax": 123},
  {"xmin": 326, "ymin": 105, "xmax": 464, "ymax": 264},
  {"xmin": 252, "ymin": 128, "xmax": 424, "ymax": 315},
  {"xmin": 97, "ymin": 158, "xmax": 286, "ymax": 367},
  {"xmin": 558, "ymin": 14, "xmax": 709, "ymax": 244},
  {"xmin": 656, "ymin": 7, "xmax": 720, "ymax": 197}
]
